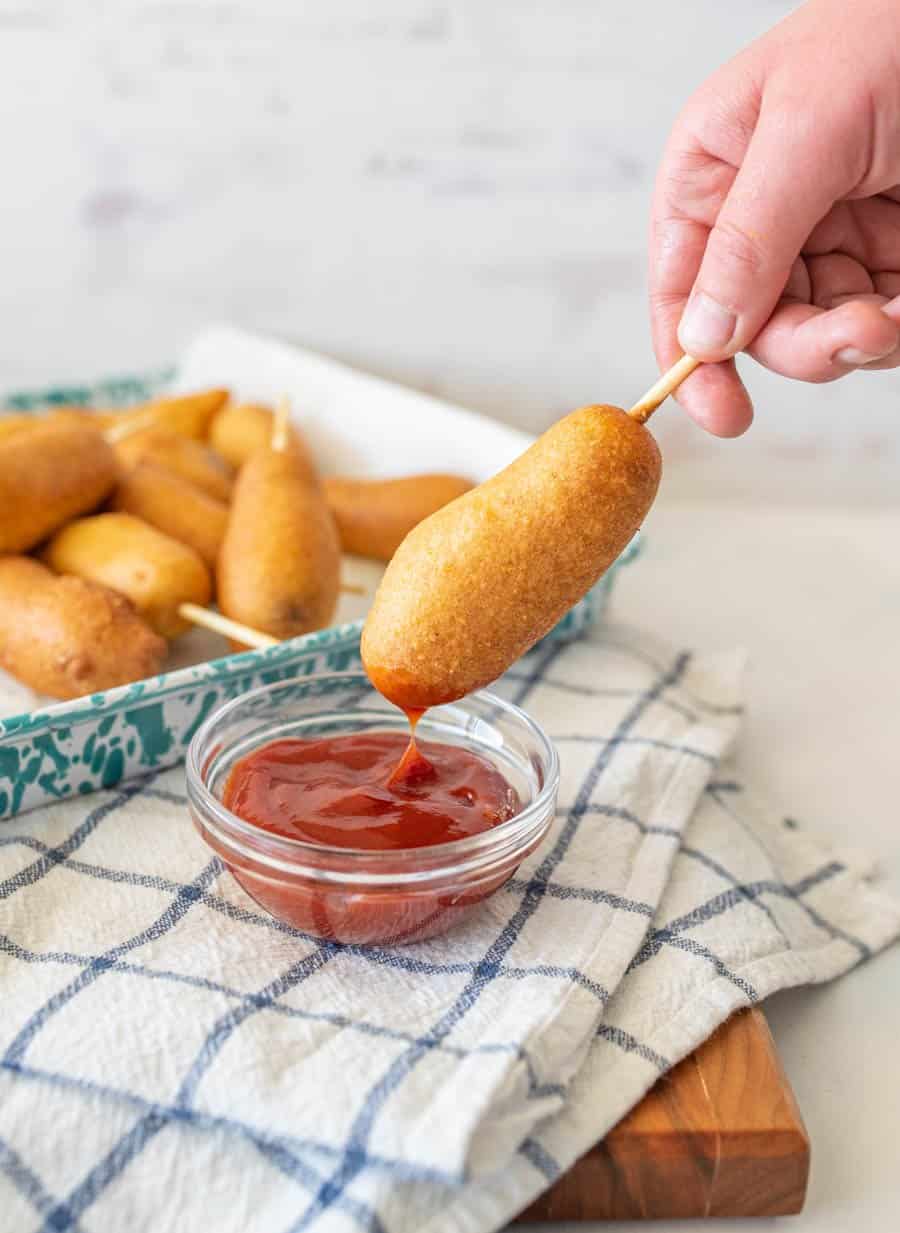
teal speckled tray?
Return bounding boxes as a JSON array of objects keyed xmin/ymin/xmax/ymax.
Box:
[{"xmin": 0, "ymin": 365, "xmax": 640, "ymax": 820}]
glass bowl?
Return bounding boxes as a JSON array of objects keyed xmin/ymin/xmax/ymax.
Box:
[{"xmin": 186, "ymin": 672, "xmax": 559, "ymax": 946}]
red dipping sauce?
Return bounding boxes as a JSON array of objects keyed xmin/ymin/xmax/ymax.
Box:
[
  {"xmin": 208, "ymin": 731, "xmax": 528, "ymax": 945},
  {"xmin": 222, "ymin": 732, "xmax": 520, "ymax": 851}
]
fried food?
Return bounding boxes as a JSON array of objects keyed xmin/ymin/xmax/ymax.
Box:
[
  {"xmin": 0, "ymin": 414, "xmax": 35, "ymax": 442},
  {"xmin": 112, "ymin": 461, "xmax": 228, "ymax": 570},
  {"xmin": 0, "ymin": 419, "xmax": 117, "ymax": 553},
  {"xmin": 42, "ymin": 512, "xmax": 212, "ymax": 639},
  {"xmin": 361, "ymin": 405, "xmax": 661, "ymax": 709},
  {"xmin": 92, "ymin": 388, "xmax": 229, "ymax": 438},
  {"xmin": 217, "ymin": 441, "xmax": 340, "ymax": 644},
  {"xmin": 0, "ymin": 557, "xmax": 166, "ymax": 699},
  {"xmin": 113, "ymin": 427, "xmax": 233, "ymax": 502},
  {"xmin": 324, "ymin": 473, "xmax": 473, "ymax": 561},
  {"xmin": 209, "ymin": 401, "xmax": 317, "ymax": 479}
]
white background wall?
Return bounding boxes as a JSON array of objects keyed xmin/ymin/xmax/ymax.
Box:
[{"xmin": 2, "ymin": 0, "xmax": 897, "ymax": 502}]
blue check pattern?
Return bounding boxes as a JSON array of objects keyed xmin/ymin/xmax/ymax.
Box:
[{"xmin": 1, "ymin": 626, "xmax": 897, "ymax": 1233}]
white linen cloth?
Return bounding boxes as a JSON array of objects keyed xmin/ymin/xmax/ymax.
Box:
[{"xmin": 1, "ymin": 624, "xmax": 897, "ymax": 1233}]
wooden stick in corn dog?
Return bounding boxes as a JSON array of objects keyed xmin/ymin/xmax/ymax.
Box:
[{"xmin": 176, "ymin": 603, "xmax": 279, "ymax": 649}]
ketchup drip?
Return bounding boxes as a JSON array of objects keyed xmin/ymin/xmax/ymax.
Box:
[{"xmin": 386, "ymin": 707, "xmax": 431, "ymax": 788}]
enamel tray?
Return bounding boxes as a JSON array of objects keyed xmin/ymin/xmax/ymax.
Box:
[{"xmin": 0, "ymin": 327, "xmax": 640, "ymax": 820}]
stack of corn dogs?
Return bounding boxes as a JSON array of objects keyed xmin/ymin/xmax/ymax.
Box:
[{"xmin": 0, "ymin": 390, "xmax": 472, "ymax": 700}]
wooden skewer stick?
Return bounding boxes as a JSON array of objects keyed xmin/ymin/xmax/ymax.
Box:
[
  {"xmin": 103, "ymin": 410, "xmax": 160, "ymax": 444},
  {"xmin": 271, "ymin": 394, "xmax": 291, "ymax": 453},
  {"xmin": 178, "ymin": 603, "xmax": 280, "ymax": 650},
  {"xmin": 628, "ymin": 354, "xmax": 701, "ymax": 424}
]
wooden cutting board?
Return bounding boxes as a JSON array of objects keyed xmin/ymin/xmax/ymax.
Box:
[{"xmin": 516, "ymin": 1009, "xmax": 809, "ymax": 1222}]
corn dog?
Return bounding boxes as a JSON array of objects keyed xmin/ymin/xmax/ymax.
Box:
[
  {"xmin": 324, "ymin": 473, "xmax": 473, "ymax": 562},
  {"xmin": 217, "ymin": 427, "xmax": 340, "ymax": 643},
  {"xmin": 0, "ymin": 419, "xmax": 117, "ymax": 554},
  {"xmin": 43, "ymin": 407, "xmax": 101, "ymax": 428},
  {"xmin": 0, "ymin": 558, "xmax": 166, "ymax": 700},
  {"xmin": 42, "ymin": 513, "xmax": 212, "ymax": 639},
  {"xmin": 111, "ymin": 461, "xmax": 228, "ymax": 570},
  {"xmin": 0, "ymin": 414, "xmax": 35, "ymax": 442},
  {"xmin": 75, "ymin": 388, "xmax": 229, "ymax": 438},
  {"xmin": 113, "ymin": 427, "xmax": 233, "ymax": 502},
  {"xmin": 209, "ymin": 401, "xmax": 317, "ymax": 479},
  {"xmin": 361, "ymin": 405, "xmax": 661, "ymax": 709}
]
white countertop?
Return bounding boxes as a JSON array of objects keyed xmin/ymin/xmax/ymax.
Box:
[{"xmin": 562, "ymin": 499, "xmax": 900, "ymax": 1233}]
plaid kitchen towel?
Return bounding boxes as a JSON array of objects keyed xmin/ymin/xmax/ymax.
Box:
[{"xmin": 0, "ymin": 626, "xmax": 897, "ymax": 1233}]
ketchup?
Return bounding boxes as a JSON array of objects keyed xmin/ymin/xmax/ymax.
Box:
[
  {"xmin": 207, "ymin": 722, "xmax": 529, "ymax": 944},
  {"xmin": 223, "ymin": 731, "xmax": 519, "ymax": 851}
]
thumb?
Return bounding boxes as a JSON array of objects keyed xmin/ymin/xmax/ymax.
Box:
[{"xmin": 677, "ymin": 107, "xmax": 844, "ymax": 361}]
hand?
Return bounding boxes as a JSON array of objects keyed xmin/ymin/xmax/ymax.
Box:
[{"xmin": 649, "ymin": 0, "xmax": 900, "ymax": 436}]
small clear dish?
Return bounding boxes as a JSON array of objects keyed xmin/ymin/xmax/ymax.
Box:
[{"xmin": 186, "ymin": 672, "xmax": 559, "ymax": 946}]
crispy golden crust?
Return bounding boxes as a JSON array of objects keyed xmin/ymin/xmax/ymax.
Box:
[
  {"xmin": 0, "ymin": 414, "xmax": 35, "ymax": 442},
  {"xmin": 132, "ymin": 389, "xmax": 229, "ymax": 439},
  {"xmin": 0, "ymin": 557, "xmax": 166, "ymax": 699},
  {"xmin": 217, "ymin": 447, "xmax": 341, "ymax": 640},
  {"xmin": 208, "ymin": 402, "xmax": 273, "ymax": 467},
  {"xmin": 208, "ymin": 402, "xmax": 318, "ymax": 479},
  {"xmin": 324, "ymin": 474, "xmax": 473, "ymax": 561},
  {"xmin": 42, "ymin": 512, "xmax": 212, "ymax": 639},
  {"xmin": 80, "ymin": 389, "xmax": 230, "ymax": 438},
  {"xmin": 361, "ymin": 406, "xmax": 661, "ymax": 709},
  {"xmin": 0, "ymin": 420, "xmax": 117, "ymax": 553},
  {"xmin": 112, "ymin": 461, "xmax": 228, "ymax": 570},
  {"xmin": 114, "ymin": 428, "xmax": 233, "ymax": 502}
]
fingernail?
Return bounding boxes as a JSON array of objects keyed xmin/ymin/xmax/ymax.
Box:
[
  {"xmin": 834, "ymin": 345, "xmax": 894, "ymax": 366},
  {"xmin": 678, "ymin": 292, "xmax": 737, "ymax": 355}
]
